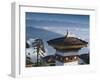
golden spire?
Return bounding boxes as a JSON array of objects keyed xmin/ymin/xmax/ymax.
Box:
[{"xmin": 65, "ymin": 29, "xmax": 68, "ymax": 38}]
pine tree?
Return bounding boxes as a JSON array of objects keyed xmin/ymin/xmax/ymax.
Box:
[{"xmin": 32, "ymin": 39, "xmax": 45, "ymax": 66}]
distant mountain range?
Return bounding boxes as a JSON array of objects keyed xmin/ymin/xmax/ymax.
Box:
[{"xmin": 26, "ymin": 27, "xmax": 63, "ymax": 41}]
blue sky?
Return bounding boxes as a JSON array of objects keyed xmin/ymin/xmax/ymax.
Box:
[
  {"xmin": 26, "ymin": 12, "xmax": 89, "ymax": 40},
  {"xmin": 26, "ymin": 12, "xmax": 89, "ymax": 27}
]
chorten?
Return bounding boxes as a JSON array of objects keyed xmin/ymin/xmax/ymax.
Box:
[{"xmin": 47, "ymin": 30, "xmax": 88, "ymax": 65}]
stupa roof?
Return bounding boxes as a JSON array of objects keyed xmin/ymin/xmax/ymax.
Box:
[{"xmin": 47, "ymin": 34, "xmax": 88, "ymax": 50}]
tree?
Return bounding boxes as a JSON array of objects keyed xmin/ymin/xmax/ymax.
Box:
[{"xmin": 32, "ymin": 39, "xmax": 45, "ymax": 66}]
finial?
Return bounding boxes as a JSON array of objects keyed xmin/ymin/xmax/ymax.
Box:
[{"xmin": 65, "ymin": 29, "xmax": 68, "ymax": 38}]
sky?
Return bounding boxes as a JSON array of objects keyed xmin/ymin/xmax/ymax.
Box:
[
  {"xmin": 26, "ymin": 12, "xmax": 89, "ymax": 28},
  {"xmin": 26, "ymin": 12, "xmax": 89, "ymax": 41}
]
